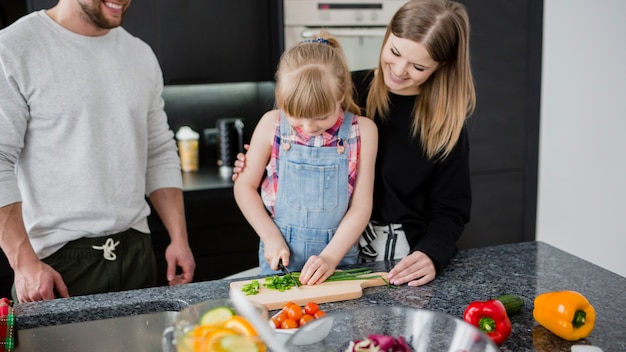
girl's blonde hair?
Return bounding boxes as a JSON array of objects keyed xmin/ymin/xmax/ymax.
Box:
[
  {"xmin": 275, "ymin": 30, "xmax": 360, "ymax": 119},
  {"xmin": 367, "ymin": 0, "xmax": 476, "ymax": 160}
]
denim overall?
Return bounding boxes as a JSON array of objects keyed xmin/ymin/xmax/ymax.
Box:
[{"xmin": 259, "ymin": 111, "xmax": 359, "ymax": 275}]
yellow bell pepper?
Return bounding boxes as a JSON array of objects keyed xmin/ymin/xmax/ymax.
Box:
[{"xmin": 533, "ymin": 290, "xmax": 596, "ymax": 341}]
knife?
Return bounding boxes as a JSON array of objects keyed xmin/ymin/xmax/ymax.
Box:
[{"xmin": 278, "ymin": 258, "xmax": 300, "ymax": 287}]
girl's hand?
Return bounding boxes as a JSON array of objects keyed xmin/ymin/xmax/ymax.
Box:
[
  {"xmin": 298, "ymin": 255, "xmax": 335, "ymax": 285},
  {"xmin": 264, "ymin": 238, "xmax": 290, "ymax": 271},
  {"xmin": 231, "ymin": 144, "xmax": 250, "ymax": 182},
  {"xmin": 387, "ymin": 251, "xmax": 436, "ymax": 286}
]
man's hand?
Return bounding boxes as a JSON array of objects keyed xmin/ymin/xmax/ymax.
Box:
[
  {"xmin": 1, "ymin": 202, "xmax": 69, "ymax": 302},
  {"xmin": 14, "ymin": 260, "xmax": 69, "ymax": 302},
  {"xmin": 165, "ymin": 241, "xmax": 195, "ymax": 286}
]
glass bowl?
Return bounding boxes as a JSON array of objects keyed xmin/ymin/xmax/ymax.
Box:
[
  {"xmin": 285, "ymin": 306, "xmax": 499, "ymax": 352},
  {"xmin": 162, "ymin": 298, "xmax": 268, "ymax": 352}
]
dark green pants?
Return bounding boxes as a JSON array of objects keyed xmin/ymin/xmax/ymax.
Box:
[{"xmin": 13, "ymin": 229, "xmax": 157, "ymax": 301}]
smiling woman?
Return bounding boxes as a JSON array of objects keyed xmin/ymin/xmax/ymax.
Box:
[{"xmin": 379, "ymin": 34, "xmax": 439, "ymax": 96}]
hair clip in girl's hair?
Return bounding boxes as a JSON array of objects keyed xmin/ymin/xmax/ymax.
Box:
[{"xmin": 301, "ymin": 38, "xmax": 330, "ymax": 45}]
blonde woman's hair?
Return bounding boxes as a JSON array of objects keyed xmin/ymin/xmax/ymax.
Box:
[
  {"xmin": 367, "ymin": 0, "xmax": 476, "ymax": 160},
  {"xmin": 275, "ymin": 30, "xmax": 360, "ymax": 119}
]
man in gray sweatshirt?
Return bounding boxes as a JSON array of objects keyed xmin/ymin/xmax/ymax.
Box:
[{"xmin": 0, "ymin": 0, "xmax": 196, "ymax": 302}]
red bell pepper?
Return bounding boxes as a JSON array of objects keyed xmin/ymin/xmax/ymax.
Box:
[
  {"xmin": 0, "ymin": 298, "xmax": 10, "ymax": 316},
  {"xmin": 463, "ymin": 299, "xmax": 512, "ymax": 345}
]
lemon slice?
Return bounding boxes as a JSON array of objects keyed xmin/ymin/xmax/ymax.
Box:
[
  {"xmin": 223, "ymin": 316, "xmax": 258, "ymax": 336},
  {"xmin": 195, "ymin": 327, "xmax": 238, "ymax": 351},
  {"xmin": 178, "ymin": 326, "xmax": 223, "ymax": 352},
  {"xmin": 199, "ymin": 306, "xmax": 236, "ymax": 326}
]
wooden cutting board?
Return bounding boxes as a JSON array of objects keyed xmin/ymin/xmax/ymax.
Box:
[{"xmin": 229, "ymin": 272, "xmax": 389, "ymax": 310}]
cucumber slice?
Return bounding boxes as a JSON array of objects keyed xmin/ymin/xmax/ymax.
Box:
[{"xmin": 199, "ymin": 306, "xmax": 236, "ymax": 326}]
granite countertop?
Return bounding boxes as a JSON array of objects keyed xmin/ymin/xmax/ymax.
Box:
[{"xmin": 13, "ymin": 241, "xmax": 626, "ymax": 351}]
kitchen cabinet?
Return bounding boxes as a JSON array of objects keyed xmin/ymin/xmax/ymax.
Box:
[
  {"xmin": 0, "ymin": 256, "xmax": 11, "ymax": 299},
  {"xmin": 155, "ymin": 0, "xmax": 281, "ymax": 84},
  {"xmin": 0, "ymin": 0, "xmax": 27, "ymax": 28},
  {"xmin": 457, "ymin": 0, "xmax": 542, "ymax": 249},
  {"xmin": 26, "ymin": 0, "xmax": 282, "ymax": 85}
]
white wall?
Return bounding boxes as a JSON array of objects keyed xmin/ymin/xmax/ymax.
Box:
[{"xmin": 537, "ymin": 0, "xmax": 626, "ymax": 277}]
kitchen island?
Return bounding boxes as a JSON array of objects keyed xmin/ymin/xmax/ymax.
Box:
[{"xmin": 13, "ymin": 241, "xmax": 626, "ymax": 351}]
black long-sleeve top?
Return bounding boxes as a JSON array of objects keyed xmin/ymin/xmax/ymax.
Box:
[{"xmin": 352, "ymin": 70, "xmax": 471, "ymax": 272}]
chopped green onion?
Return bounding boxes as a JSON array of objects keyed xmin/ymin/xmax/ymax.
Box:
[
  {"xmin": 241, "ymin": 279, "xmax": 260, "ymax": 295},
  {"xmin": 263, "ymin": 275, "xmax": 297, "ymax": 292}
]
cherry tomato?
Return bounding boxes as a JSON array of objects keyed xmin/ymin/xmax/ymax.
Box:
[
  {"xmin": 299, "ymin": 314, "xmax": 315, "ymax": 326},
  {"xmin": 313, "ymin": 310, "xmax": 326, "ymax": 319},
  {"xmin": 281, "ymin": 318, "xmax": 298, "ymax": 329},
  {"xmin": 304, "ymin": 302, "xmax": 320, "ymax": 316},
  {"xmin": 285, "ymin": 303, "xmax": 303, "ymax": 321},
  {"xmin": 271, "ymin": 311, "xmax": 288, "ymax": 328},
  {"xmin": 282, "ymin": 302, "xmax": 297, "ymax": 314}
]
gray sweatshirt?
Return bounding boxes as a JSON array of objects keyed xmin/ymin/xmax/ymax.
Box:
[{"xmin": 0, "ymin": 11, "xmax": 182, "ymax": 258}]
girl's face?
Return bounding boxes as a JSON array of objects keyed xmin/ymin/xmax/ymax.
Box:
[
  {"xmin": 285, "ymin": 102, "xmax": 342, "ymax": 137},
  {"xmin": 380, "ymin": 33, "xmax": 439, "ymax": 96}
]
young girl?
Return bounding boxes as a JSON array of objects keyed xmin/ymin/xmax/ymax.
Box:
[{"xmin": 233, "ymin": 32, "xmax": 378, "ymax": 285}]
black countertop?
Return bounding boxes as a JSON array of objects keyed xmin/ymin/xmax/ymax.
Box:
[
  {"xmin": 13, "ymin": 241, "xmax": 626, "ymax": 351},
  {"xmin": 180, "ymin": 165, "xmax": 234, "ymax": 192}
]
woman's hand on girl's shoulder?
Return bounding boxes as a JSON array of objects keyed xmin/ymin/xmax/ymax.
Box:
[
  {"xmin": 231, "ymin": 144, "xmax": 250, "ymax": 182},
  {"xmin": 232, "ymin": 110, "xmax": 279, "ymax": 182}
]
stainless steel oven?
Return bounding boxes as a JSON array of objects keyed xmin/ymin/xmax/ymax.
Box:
[{"xmin": 283, "ymin": 0, "xmax": 406, "ymax": 71}]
